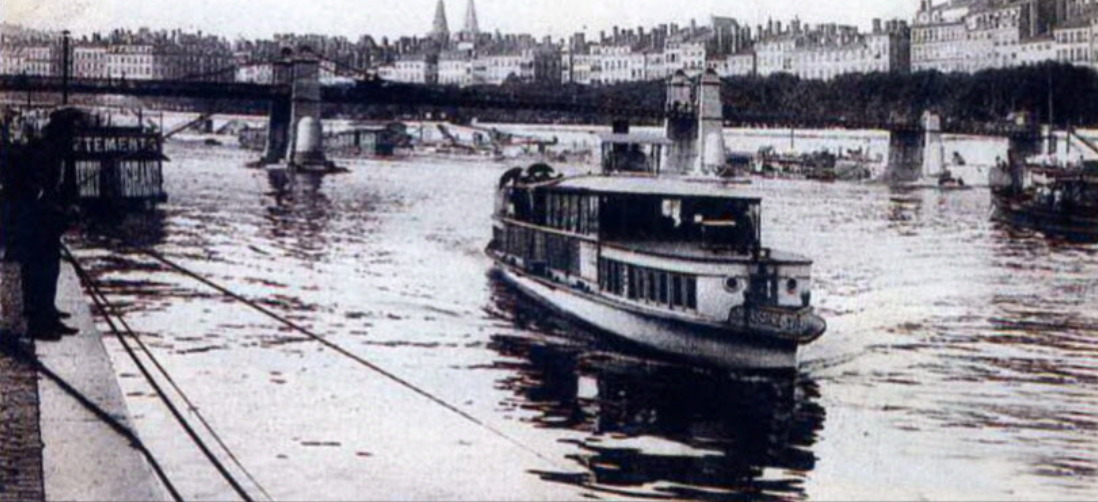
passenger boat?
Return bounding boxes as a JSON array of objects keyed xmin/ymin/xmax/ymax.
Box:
[
  {"xmin": 990, "ymin": 158, "xmax": 1098, "ymax": 240},
  {"xmin": 486, "ymin": 71, "xmax": 825, "ymax": 369}
]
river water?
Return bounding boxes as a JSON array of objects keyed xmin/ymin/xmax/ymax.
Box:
[{"xmin": 70, "ymin": 130, "xmax": 1098, "ymax": 501}]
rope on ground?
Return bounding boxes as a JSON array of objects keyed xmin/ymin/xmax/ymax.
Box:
[
  {"xmin": 138, "ymin": 247, "xmax": 566, "ymax": 470},
  {"xmin": 63, "ymin": 246, "xmax": 274, "ymax": 502},
  {"xmin": 62, "ymin": 245, "xmax": 261, "ymax": 502},
  {"xmin": 0, "ymin": 341, "xmax": 184, "ymax": 502}
]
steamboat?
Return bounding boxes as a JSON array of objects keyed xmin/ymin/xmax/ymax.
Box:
[
  {"xmin": 990, "ymin": 137, "xmax": 1098, "ymax": 240},
  {"xmin": 487, "ymin": 70, "xmax": 826, "ymax": 369}
]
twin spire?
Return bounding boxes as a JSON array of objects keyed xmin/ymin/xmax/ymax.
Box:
[
  {"xmin": 429, "ymin": 0, "xmax": 479, "ymax": 41},
  {"xmin": 462, "ymin": 0, "xmax": 479, "ymax": 35},
  {"xmin": 430, "ymin": 0, "xmax": 450, "ymax": 40}
]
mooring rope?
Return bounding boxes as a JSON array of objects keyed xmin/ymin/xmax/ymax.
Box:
[
  {"xmin": 137, "ymin": 247, "xmax": 566, "ymax": 470},
  {"xmin": 63, "ymin": 245, "xmax": 261, "ymax": 502},
  {"xmin": 0, "ymin": 341, "xmax": 185, "ymax": 502}
]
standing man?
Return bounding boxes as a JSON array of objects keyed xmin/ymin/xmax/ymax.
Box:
[{"xmin": 19, "ymin": 109, "xmax": 84, "ymax": 339}]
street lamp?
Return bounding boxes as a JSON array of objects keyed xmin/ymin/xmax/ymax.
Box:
[{"xmin": 62, "ymin": 29, "xmax": 72, "ymax": 106}]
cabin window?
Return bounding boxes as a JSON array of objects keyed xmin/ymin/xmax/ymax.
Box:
[
  {"xmin": 539, "ymin": 191, "xmax": 600, "ymax": 236},
  {"xmin": 598, "ymin": 259, "xmax": 696, "ymax": 311},
  {"xmin": 566, "ymin": 195, "xmax": 579, "ymax": 233},
  {"xmin": 671, "ymin": 275, "xmax": 683, "ymax": 307},
  {"xmin": 587, "ymin": 196, "xmax": 600, "ymax": 235},
  {"xmin": 684, "ymin": 277, "xmax": 697, "ymax": 309}
]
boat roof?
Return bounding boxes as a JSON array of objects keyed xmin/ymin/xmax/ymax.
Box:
[
  {"xmin": 542, "ymin": 175, "xmax": 762, "ymax": 201},
  {"xmin": 597, "ymin": 132, "xmax": 674, "ymax": 146}
]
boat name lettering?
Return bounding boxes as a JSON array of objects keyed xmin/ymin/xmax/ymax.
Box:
[{"xmin": 731, "ymin": 306, "xmax": 803, "ymax": 332}]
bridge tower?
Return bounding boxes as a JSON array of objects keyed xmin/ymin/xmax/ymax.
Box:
[
  {"xmin": 262, "ymin": 50, "xmax": 294, "ymax": 165},
  {"xmin": 663, "ymin": 70, "xmax": 698, "ymax": 175},
  {"xmin": 287, "ymin": 48, "xmax": 332, "ymax": 170},
  {"xmin": 260, "ymin": 47, "xmax": 334, "ymax": 170},
  {"xmin": 695, "ymin": 69, "xmax": 726, "ymax": 176},
  {"xmin": 921, "ymin": 111, "xmax": 945, "ymax": 179}
]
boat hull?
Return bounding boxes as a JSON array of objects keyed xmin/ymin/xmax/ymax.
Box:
[
  {"xmin": 495, "ymin": 265, "xmax": 806, "ymax": 370},
  {"xmin": 992, "ymin": 194, "xmax": 1098, "ymax": 240}
]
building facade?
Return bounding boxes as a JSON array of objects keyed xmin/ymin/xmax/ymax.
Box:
[{"xmin": 911, "ymin": 0, "xmax": 1098, "ymax": 73}]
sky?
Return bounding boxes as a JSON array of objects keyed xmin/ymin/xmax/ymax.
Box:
[{"xmin": 3, "ymin": 0, "xmax": 916, "ymax": 41}]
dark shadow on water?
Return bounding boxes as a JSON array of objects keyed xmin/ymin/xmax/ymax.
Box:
[
  {"xmin": 75, "ymin": 208, "xmax": 167, "ymax": 249},
  {"xmin": 485, "ymin": 272, "xmax": 826, "ymax": 501}
]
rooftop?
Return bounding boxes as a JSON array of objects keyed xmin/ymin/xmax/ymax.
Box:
[
  {"xmin": 596, "ymin": 132, "xmax": 673, "ymax": 145},
  {"xmin": 543, "ymin": 174, "xmax": 764, "ymax": 201}
]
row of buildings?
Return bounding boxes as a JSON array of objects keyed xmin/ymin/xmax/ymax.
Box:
[
  {"xmin": 911, "ymin": 0, "xmax": 1098, "ymax": 72},
  {"xmin": 6, "ymin": 0, "xmax": 1098, "ymax": 87},
  {"xmin": 374, "ymin": 0, "xmax": 1098, "ymax": 85},
  {"xmin": 374, "ymin": 0, "xmax": 912, "ymax": 84},
  {"xmin": 0, "ymin": 25, "xmax": 236, "ymax": 82}
]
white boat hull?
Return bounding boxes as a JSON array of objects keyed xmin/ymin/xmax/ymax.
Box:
[{"xmin": 496, "ymin": 266, "xmax": 800, "ymax": 369}]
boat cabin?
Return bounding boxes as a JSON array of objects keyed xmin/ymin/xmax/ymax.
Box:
[
  {"xmin": 499, "ymin": 176, "xmax": 762, "ymax": 256},
  {"xmin": 598, "ymin": 133, "xmax": 671, "ymax": 175}
]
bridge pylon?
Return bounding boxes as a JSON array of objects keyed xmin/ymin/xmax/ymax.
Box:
[
  {"xmin": 260, "ymin": 47, "xmax": 335, "ymax": 171},
  {"xmin": 261, "ymin": 53, "xmax": 293, "ymax": 165}
]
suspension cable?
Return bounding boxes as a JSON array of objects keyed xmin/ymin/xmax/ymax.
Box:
[
  {"xmin": 137, "ymin": 247, "xmax": 565, "ymax": 470},
  {"xmin": 62, "ymin": 245, "xmax": 260, "ymax": 502}
]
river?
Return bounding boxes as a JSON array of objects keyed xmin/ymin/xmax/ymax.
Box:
[{"xmin": 70, "ymin": 130, "xmax": 1098, "ymax": 501}]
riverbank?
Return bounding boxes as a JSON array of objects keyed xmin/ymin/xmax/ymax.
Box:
[
  {"xmin": 0, "ymin": 336, "xmax": 44, "ymax": 502},
  {"xmin": 0, "ymin": 260, "xmax": 165, "ymax": 502}
]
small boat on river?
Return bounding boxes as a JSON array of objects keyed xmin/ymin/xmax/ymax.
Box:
[
  {"xmin": 990, "ymin": 155, "xmax": 1098, "ymax": 240},
  {"xmin": 486, "ymin": 70, "xmax": 826, "ymax": 369}
]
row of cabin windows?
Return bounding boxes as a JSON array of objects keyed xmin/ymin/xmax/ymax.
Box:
[
  {"xmin": 544, "ymin": 192, "xmax": 599, "ymax": 235},
  {"xmin": 500, "ymin": 223, "xmax": 581, "ymax": 276},
  {"xmin": 599, "ymin": 258, "xmax": 697, "ymax": 311}
]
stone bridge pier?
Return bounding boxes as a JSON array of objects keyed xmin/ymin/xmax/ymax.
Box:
[
  {"xmin": 886, "ymin": 111, "xmax": 943, "ymax": 183},
  {"xmin": 261, "ymin": 48, "xmax": 333, "ymax": 170},
  {"xmin": 887, "ymin": 126, "xmax": 923, "ymax": 183}
]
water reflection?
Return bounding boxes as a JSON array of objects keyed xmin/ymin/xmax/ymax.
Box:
[
  {"xmin": 486, "ymin": 275, "xmax": 825, "ymax": 501},
  {"xmin": 263, "ymin": 169, "xmax": 334, "ymax": 261},
  {"xmin": 886, "ymin": 188, "xmax": 925, "ymax": 238}
]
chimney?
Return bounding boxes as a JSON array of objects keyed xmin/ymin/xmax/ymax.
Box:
[{"xmin": 873, "ymin": 18, "xmax": 882, "ymax": 33}]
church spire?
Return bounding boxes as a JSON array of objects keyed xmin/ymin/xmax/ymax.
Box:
[
  {"xmin": 429, "ymin": 0, "xmax": 449, "ymax": 41},
  {"xmin": 462, "ymin": 0, "xmax": 479, "ymax": 35}
]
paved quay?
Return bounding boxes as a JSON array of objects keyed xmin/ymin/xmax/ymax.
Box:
[
  {"xmin": 0, "ymin": 336, "xmax": 45, "ymax": 502},
  {"xmin": 2, "ymin": 260, "xmax": 165, "ymax": 502}
]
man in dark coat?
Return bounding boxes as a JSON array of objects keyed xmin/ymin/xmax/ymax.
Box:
[{"xmin": 16, "ymin": 109, "xmax": 84, "ymax": 339}]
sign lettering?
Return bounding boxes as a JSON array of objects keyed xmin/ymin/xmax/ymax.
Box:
[{"xmin": 73, "ymin": 134, "xmax": 159, "ymax": 156}]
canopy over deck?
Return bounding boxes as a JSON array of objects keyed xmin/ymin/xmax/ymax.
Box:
[
  {"xmin": 597, "ymin": 132, "xmax": 673, "ymax": 145},
  {"xmin": 544, "ymin": 175, "xmax": 762, "ymax": 202}
]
